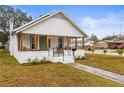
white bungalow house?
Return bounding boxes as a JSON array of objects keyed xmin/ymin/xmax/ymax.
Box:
[{"xmin": 9, "ymin": 11, "xmax": 87, "ymax": 64}]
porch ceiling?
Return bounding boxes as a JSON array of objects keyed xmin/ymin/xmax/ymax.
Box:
[{"xmin": 20, "ymin": 33, "xmax": 84, "ymax": 38}]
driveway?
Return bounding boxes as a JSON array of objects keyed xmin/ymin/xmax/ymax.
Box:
[{"xmin": 67, "ymin": 63, "xmax": 124, "ymax": 84}]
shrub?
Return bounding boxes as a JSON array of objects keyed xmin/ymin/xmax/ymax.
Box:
[
  {"xmin": 103, "ymin": 49, "xmax": 107, "ymax": 54},
  {"xmin": 35, "ymin": 57, "xmax": 39, "ymax": 63},
  {"xmin": 87, "ymin": 47, "xmax": 92, "ymax": 51},
  {"xmin": 42, "ymin": 57, "xmax": 46, "ymax": 62},
  {"xmin": 116, "ymin": 49, "xmax": 124, "ymax": 55},
  {"xmin": 75, "ymin": 55, "xmax": 84, "ymax": 60},
  {"xmin": 31, "ymin": 57, "xmax": 39, "ymax": 65},
  {"xmin": 27, "ymin": 58, "xmax": 31, "ymax": 63},
  {"xmin": 39, "ymin": 57, "xmax": 46, "ymax": 63},
  {"xmin": 39, "ymin": 59, "xmax": 44, "ymax": 63},
  {"xmin": 31, "ymin": 60, "xmax": 36, "ymax": 65},
  {"xmin": 77, "ymin": 56, "xmax": 81, "ymax": 60},
  {"xmin": 80, "ymin": 56, "xmax": 84, "ymax": 59}
]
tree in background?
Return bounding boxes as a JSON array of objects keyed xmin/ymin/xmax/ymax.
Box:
[
  {"xmin": 0, "ymin": 32, "xmax": 9, "ymax": 45},
  {"xmin": 90, "ymin": 34, "xmax": 98, "ymax": 42},
  {"xmin": 102, "ymin": 35, "xmax": 117, "ymax": 40},
  {"xmin": 0, "ymin": 5, "xmax": 32, "ymax": 45}
]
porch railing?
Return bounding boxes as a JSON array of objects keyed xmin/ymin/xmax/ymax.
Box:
[{"xmin": 48, "ymin": 47, "xmax": 72, "ymax": 61}]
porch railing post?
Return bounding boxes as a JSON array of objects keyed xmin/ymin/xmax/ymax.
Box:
[
  {"xmin": 53, "ymin": 48, "xmax": 54, "ymax": 57},
  {"xmin": 48, "ymin": 48, "xmax": 50, "ymax": 57},
  {"xmin": 82, "ymin": 37, "xmax": 84, "ymax": 49},
  {"xmin": 75, "ymin": 37, "xmax": 77, "ymax": 48},
  {"xmin": 63, "ymin": 51, "xmax": 64, "ymax": 61}
]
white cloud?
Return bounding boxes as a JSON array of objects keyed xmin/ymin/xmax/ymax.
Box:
[
  {"xmin": 79, "ymin": 12, "xmax": 124, "ymax": 39},
  {"xmin": 80, "ymin": 12, "xmax": 124, "ymax": 28}
]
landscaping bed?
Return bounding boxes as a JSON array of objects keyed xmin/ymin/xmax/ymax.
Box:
[{"xmin": 21, "ymin": 61, "xmax": 53, "ymax": 66}]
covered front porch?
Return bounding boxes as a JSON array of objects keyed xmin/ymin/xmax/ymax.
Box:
[
  {"xmin": 17, "ymin": 33, "xmax": 84, "ymax": 51},
  {"xmin": 15, "ymin": 33, "xmax": 85, "ymax": 64}
]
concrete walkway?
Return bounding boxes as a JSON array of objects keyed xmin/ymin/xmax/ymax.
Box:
[{"xmin": 67, "ymin": 63, "xmax": 124, "ymax": 84}]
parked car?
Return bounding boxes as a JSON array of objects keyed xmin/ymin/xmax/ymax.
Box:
[{"xmin": 117, "ymin": 44, "xmax": 124, "ymax": 49}]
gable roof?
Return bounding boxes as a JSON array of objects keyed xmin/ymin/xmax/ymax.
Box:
[{"xmin": 12, "ymin": 11, "xmax": 87, "ymax": 37}]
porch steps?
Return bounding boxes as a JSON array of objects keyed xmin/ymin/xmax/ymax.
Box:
[{"xmin": 48, "ymin": 56, "xmax": 75, "ymax": 64}]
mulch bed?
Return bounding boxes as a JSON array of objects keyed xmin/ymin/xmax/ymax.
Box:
[{"xmin": 21, "ymin": 61, "xmax": 53, "ymax": 66}]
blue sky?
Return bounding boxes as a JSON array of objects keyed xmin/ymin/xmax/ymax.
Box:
[{"xmin": 12, "ymin": 5, "xmax": 124, "ymax": 39}]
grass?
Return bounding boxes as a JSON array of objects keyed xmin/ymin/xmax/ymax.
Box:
[
  {"xmin": 0, "ymin": 49, "xmax": 123, "ymax": 86},
  {"xmin": 76, "ymin": 53, "xmax": 124, "ymax": 75}
]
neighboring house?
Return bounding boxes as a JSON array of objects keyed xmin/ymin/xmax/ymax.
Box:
[
  {"xmin": 84, "ymin": 38, "xmax": 94, "ymax": 47},
  {"xmin": 70, "ymin": 38, "xmax": 87, "ymax": 47},
  {"xmin": 9, "ymin": 11, "xmax": 87, "ymax": 64},
  {"xmin": 106, "ymin": 39, "xmax": 124, "ymax": 49},
  {"xmin": 94, "ymin": 40, "xmax": 108, "ymax": 49}
]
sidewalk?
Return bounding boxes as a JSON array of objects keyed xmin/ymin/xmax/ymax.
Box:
[{"xmin": 67, "ymin": 63, "xmax": 124, "ymax": 84}]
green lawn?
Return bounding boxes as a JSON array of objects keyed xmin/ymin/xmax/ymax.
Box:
[
  {"xmin": 0, "ymin": 49, "xmax": 123, "ymax": 87},
  {"xmin": 76, "ymin": 53, "xmax": 124, "ymax": 75}
]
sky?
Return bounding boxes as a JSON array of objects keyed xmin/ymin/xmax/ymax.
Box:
[{"xmin": 12, "ymin": 5, "xmax": 124, "ymax": 39}]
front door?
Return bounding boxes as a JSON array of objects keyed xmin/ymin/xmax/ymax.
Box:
[
  {"xmin": 58, "ymin": 37, "xmax": 64, "ymax": 48},
  {"xmin": 39, "ymin": 36, "xmax": 46, "ymax": 50}
]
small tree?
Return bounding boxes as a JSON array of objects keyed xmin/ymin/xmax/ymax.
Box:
[
  {"xmin": 116, "ymin": 49, "xmax": 124, "ymax": 55},
  {"xmin": 90, "ymin": 34, "xmax": 98, "ymax": 42},
  {"xmin": 103, "ymin": 49, "xmax": 107, "ymax": 54}
]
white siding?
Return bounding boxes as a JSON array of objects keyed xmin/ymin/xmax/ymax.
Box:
[
  {"xmin": 10, "ymin": 34, "xmax": 85, "ymax": 64},
  {"xmin": 21, "ymin": 13, "xmax": 84, "ymax": 37},
  {"xmin": 13, "ymin": 51, "xmax": 49, "ymax": 64},
  {"xmin": 12, "ymin": 49, "xmax": 85, "ymax": 64},
  {"xmin": 9, "ymin": 35, "xmax": 18, "ymax": 55}
]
